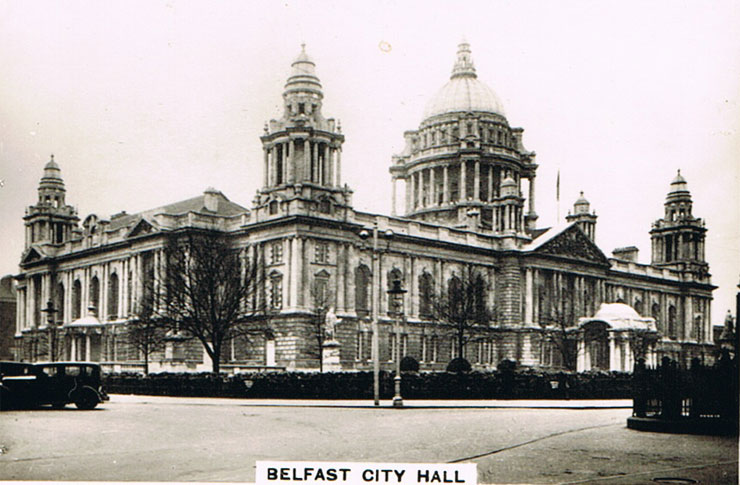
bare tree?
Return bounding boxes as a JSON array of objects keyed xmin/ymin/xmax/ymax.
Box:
[
  {"xmin": 627, "ymin": 327, "xmax": 659, "ymax": 364},
  {"xmin": 308, "ymin": 281, "xmax": 334, "ymax": 372},
  {"xmin": 433, "ymin": 267, "xmax": 491, "ymax": 362},
  {"xmin": 125, "ymin": 310, "xmax": 167, "ymax": 375},
  {"xmin": 147, "ymin": 230, "xmax": 269, "ymax": 373},
  {"xmin": 546, "ymin": 312, "xmax": 580, "ymax": 371}
]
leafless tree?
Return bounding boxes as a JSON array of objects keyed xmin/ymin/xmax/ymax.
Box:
[
  {"xmin": 308, "ymin": 280, "xmax": 334, "ymax": 372},
  {"xmin": 543, "ymin": 308, "xmax": 581, "ymax": 371},
  {"xmin": 627, "ymin": 327, "xmax": 659, "ymax": 364},
  {"xmin": 125, "ymin": 309, "xmax": 167, "ymax": 375},
  {"xmin": 433, "ymin": 267, "xmax": 491, "ymax": 362},
  {"xmin": 147, "ymin": 230, "xmax": 269, "ymax": 373}
]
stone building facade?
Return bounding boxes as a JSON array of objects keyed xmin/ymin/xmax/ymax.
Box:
[{"xmin": 13, "ymin": 43, "xmax": 716, "ymax": 372}]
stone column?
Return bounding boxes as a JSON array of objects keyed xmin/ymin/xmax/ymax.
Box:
[
  {"xmin": 313, "ymin": 142, "xmax": 319, "ymax": 183},
  {"xmin": 429, "ymin": 167, "xmax": 436, "ymax": 206},
  {"xmin": 263, "ymin": 147, "xmax": 269, "ymax": 187},
  {"xmin": 474, "ymin": 161, "xmax": 480, "ymax": 201},
  {"xmin": 403, "ymin": 174, "xmax": 414, "ymax": 214},
  {"xmin": 460, "ymin": 162, "xmax": 467, "ymax": 201},
  {"xmin": 528, "ymin": 176, "xmax": 536, "ymax": 214},
  {"xmin": 324, "ymin": 144, "xmax": 331, "ymax": 186},
  {"xmin": 336, "ymin": 147, "xmax": 342, "ymax": 187},
  {"xmin": 524, "ymin": 268, "xmax": 533, "ymax": 324},
  {"xmin": 304, "ymin": 140, "xmax": 311, "ymax": 183},
  {"xmin": 85, "ymin": 334, "xmax": 91, "ymax": 361},
  {"xmin": 609, "ymin": 334, "xmax": 618, "ymax": 371},
  {"xmin": 391, "ymin": 178, "xmax": 397, "ymax": 215},
  {"xmin": 289, "ymin": 237, "xmax": 299, "ymax": 309},
  {"xmin": 337, "ymin": 243, "xmax": 346, "ymax": 312},
  {"xmin": 288, "ymin": 139, "xmax": 295, "ymax": 183},
  {"xmin": 414, "ymin": 172, "xmax": 420, "ymax": 209},
  {"xmin": 443, "ymin": 165, "xmax": 449, "ymax": 204},
  {"xmin": 488, "ymin": 166, "xmax": 493, "ymax": 202}
]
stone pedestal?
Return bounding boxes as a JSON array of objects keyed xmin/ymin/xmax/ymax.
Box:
[{"xmin": 321, "ymin": 340, "xmax": 342, "ymax": 372}]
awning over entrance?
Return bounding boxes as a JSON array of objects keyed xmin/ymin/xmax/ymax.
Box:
[
  {"xmin": 578, "ymin": 303, "xmax": 657, "ymax": 332},
  {"xmin": 576, "ymin": 303, "xmax": 658, "ymax": 372}
]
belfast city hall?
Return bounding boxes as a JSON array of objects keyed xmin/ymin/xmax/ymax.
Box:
[{"xmin": 13, "ymin": 42, "xmax": 716, "ymax": 373}]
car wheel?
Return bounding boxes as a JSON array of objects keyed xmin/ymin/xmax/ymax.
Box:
[{"xmin": 74, "ymin": 389, "xmax": 99, "ymax": 410}]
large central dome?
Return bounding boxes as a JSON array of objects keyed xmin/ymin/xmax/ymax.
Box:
[{"xmin": 422, "ymin": 42, "xmax": 506, "ymax": 120}]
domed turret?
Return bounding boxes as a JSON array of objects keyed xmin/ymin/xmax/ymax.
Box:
[
  {"xmin": 573, "ymin": 191, "xmax": 590, "ymax": 215},
  {"xmin": 650, "ymin": 171, "xmax": 707, "ymax": 273},
  {"xmin": 257, "ymin": 46, "xmax": 351, "ymax": 223},
  {"xmin": 25, "ymin": 155, "xmax": 79, "ymax": 247},
  {"xmin": 284, "ymin": 44, "xmax": 323, "ymax": 101},
  {"xmin": 390, "ymin": 40, "xmax": 537, "ymax": 241},
  {"xmin": 666, "ymin": 169, "xmax": 691, "ymax": 203},
  {"xmin": 566, "ymin": 191, "xmax": 597, "ymax": 241},
  {"xmin": 423, "ymin": 42, "xmax": 506, "ymax": 120}
]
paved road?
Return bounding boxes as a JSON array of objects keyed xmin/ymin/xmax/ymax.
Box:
[{"xmin": 0, "ymin": 395, "xmax": 736, "ymax": 484}]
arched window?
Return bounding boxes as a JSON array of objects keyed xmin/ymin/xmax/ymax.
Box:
[
  {"xmin": 108, "ymin": 273, "xmax": 119, "ymax": 320},
  {"xmin": 355, "ymin": 264, "xmax": 371, "ymax": 317},
  {"xmin": 651, "ymin": 302, "xmax": 661, "ymax": 332},
  {"xmin": 72, "ymin": 280, "xmax": 82, "ymax": 320},
  {"xmin": 419, "ymin": 271, "xmax": 434, "ymax": 318},
  {"xmin": 56, "ymin": 283, "xmax": 65, "ymax": 324},
  {"xmin": 89, "ymin": 276, "xmax": 100, "ymax": 314},
  {"xmin": 633, "ymin": 298, "xmax": 643, "ymax": 316},
  {"xmin": 668, "ymin": 305, "xmax": 677, "ymax": 339},
  {"xmin": 387, "ymin": 268, "xmax": 403, "ymax": 312},
  {"xmin": 446, "ymin": 274, "xmax": 464, "ymax": 323}
]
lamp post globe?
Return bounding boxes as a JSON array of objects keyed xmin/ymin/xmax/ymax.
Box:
[{"xmin": 388, "ymin": 279, "xmax": 406, "ymax": 408}]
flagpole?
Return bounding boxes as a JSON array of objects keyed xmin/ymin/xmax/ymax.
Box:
[{"xmin": 556, "ymin": 169, "xmax": 560, "ymax": 223}]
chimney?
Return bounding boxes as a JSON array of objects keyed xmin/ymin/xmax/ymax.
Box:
[
  {"xmin": 612, "ymin": 246, "xmax": 639, "ymax": 262},
  {"xmin": 204, "ymin": 187, "xmax": 220, "ymax": 212}
]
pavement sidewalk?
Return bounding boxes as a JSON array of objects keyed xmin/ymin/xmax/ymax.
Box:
[{"xmin": 109, "ymin": 394, "xmax": 633, "ymax": 409}]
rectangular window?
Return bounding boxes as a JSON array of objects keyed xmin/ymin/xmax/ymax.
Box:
[
  {"xmin": 314, "ymin": 242, "xmax": 330, "ymax": 264},
  {"xmin": 270, "ymin": 241, "xmax": 283, "ymax": 265}
]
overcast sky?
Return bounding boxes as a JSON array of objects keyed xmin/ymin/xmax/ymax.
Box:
[{"xmin": 1, "ymin": 1, "xmax": 738, "ymax": 321}]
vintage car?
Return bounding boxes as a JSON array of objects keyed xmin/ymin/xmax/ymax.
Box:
[{"xmin": 0, "ymin": 362, "xmax": 109, "ymax": 410}]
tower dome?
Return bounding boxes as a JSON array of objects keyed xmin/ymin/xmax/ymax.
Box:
[
  {"xmin": 284, "ymin": 44, "xmax": 323, "ymax": 99},
  {"xmin": 574, "ymin": 191, "xmax": 590, "ymax": 215},
  {"xmin": 422, "ymin": 42, "xmax": 506, "ymax": 120},
  {"xmin": 667, "ymin": 169, "xmax": 690, "ymax": 202}
]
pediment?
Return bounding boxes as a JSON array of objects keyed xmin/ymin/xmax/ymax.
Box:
[
  {"xmin": 533, "ymin": 225, "xmax": 609, "ymax": 265},
  {"xmin": 21, "ymin": 247, "xmax": 45, "ymax": 264},
  {"xmin": 126, "ymin": 218, "xmax": 158, "ymax": 238}
]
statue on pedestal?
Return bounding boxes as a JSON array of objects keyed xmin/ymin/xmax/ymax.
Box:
[
  {"xmin": 325, "ymin": 306, "xmax": 338, "ymax": 342},
  {"xmin": 322, "ymin": 306, "xmax": 341, "ymax": 372}
]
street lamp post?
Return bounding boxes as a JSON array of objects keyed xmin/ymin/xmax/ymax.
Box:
[
  {"xmin": 359, "ymin": 222, "xmax": 394, "ymax": 406},
  {"xmin": 41, "ymin": 300, "xmax": 58, "ymax": 361},
  {"xmin": 388, "ymin": 278, "xmax": 406, "ymax": 408}
]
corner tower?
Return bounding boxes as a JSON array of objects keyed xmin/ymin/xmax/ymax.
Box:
[
  {"xmin": 566, "ymin": 192, "xmax": 597, "ymax": 241},
  {"xmin": 390, "ymin": 41, "xmax": 538, "ymax": 240},
  {"xmin": 650, "ymin": 171, "xmax": 708, "ymax": 274},
  {"xmin": 24, "ymin": 155, "xmax": 79, "ymax": 248},
  {"xmin": 254, "ymin": 45, "xmax": 352, "ymax": 221}
]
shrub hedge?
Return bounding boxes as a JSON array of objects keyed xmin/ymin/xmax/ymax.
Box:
[{"xmin": 103, "ymin": 369, "xmax": 633, "ymax": 400}]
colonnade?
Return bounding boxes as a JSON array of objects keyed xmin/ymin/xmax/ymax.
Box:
[
  {"xmin": 263, "ymin": 138, "xmax": 342, "ymax": 188},
  {"xmin": 395, "ymin": 161, "xmax": 535, "ymax": 220},
  {"xmin": 652, "ymin": 232, "xmax": 705, "ymax": 263}
]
